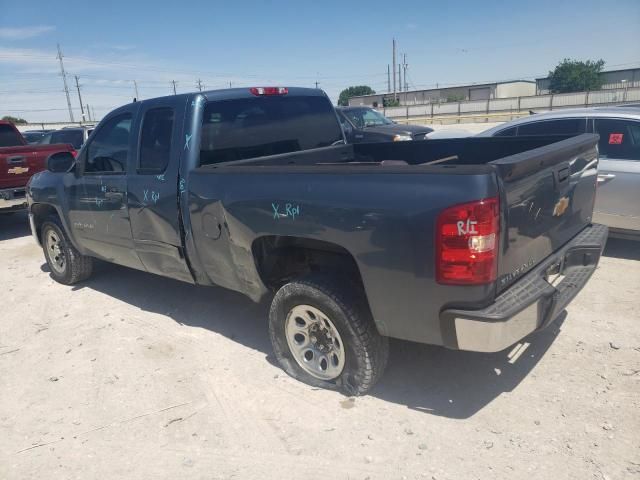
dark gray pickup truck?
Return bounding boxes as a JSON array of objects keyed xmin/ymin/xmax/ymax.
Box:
[{"xmin": 27, "ymin": 87, "xmax": 607, "ymax": 395}]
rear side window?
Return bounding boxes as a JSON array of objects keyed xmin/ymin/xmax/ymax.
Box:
[
  {"xmin": 0, "ymin": 124, "xmax": 23, "ymax": 147},
  {"xmin": 595, "ymin": 118, "xmax": 640, "ymax": 161},
  {"xmin": 495, "ymin": 126, "xmax": 516, "ymax": 136},
  {"xmin": 139, "ymin": 107, "xmax": 174, "ymax": 173},
  {"xmin": 50, "ymin": 130, "xmax": 84, "ymax": 149},
  {"xmin": 200, "ymin": 95, "xmax": 343, "ymax": 165},
  {"xmin": 517, "ymin": 118, "xmax": 585, "ymax": 136}
]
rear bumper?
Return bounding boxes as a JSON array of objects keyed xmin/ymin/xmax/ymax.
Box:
[
  {"xmin": 440, "ymin": 223, "xmax": 608, "ymax": 352},
  {"xmin": 0, "ymin": 187, "xmax": 27, "ymax": 211}
]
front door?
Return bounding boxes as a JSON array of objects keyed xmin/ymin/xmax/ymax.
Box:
[
  {"xmin": 592, "ymin": 118, "xmax": 640, "ymax": 232},
  {"xmin": 66, "ymin": 109, "xmax": 144, "ymax": 270}
]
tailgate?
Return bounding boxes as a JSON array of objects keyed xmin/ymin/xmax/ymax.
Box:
[{"xmin": 491, "ymin": 134, "xmax": 599, "ymax": 293}]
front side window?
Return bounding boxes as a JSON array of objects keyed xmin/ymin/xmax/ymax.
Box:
[
  {"xmin": 0, "ymin": 124, "xmax": 23, "ymax": 147},
  {"xmin": 85, "ymin": 114, "xmax": 132, "ymax": 174},
  {"xmin": 200, "ymin": 95, "xmax": 342, "ymax": 165},
  {"xmin": 517, "ymin": 118, "xmax": 585, "ymax": 136},
  {"xmin": 595, "ymin": 118, "xmax": 640, "ymax": 161},
  {"xmin": 139, "ymin": 107, "xmax": 174, "ymax": 172}
]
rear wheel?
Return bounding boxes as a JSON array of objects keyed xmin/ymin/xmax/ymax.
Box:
[
  {"xmin": 41, "ymin": 217, "xmax": 93, "ymax": 285},
  {"xmin": 269, "ymin": 274, "xmax": 388, "ymax": 396}
]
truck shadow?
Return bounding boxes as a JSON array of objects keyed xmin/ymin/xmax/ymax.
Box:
[
  {"xmin": 373, "ymin": 316, "xmax": 564, "ymax": 419},
  {"xmin": 0, "ymin": 211, "xmax": 31, "ymax": 241},
  {"xmin": 47, "ymin": 260, "xmax": 561, "ymax": 420},
  {"xmin": 602, "ymin": 237, "xmax": 640, "ymax": 261}
]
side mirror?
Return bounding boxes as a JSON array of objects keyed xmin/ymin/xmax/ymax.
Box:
[{"xmin": 47, "ymin": 151, "xmax": 76, "ymax": 173}]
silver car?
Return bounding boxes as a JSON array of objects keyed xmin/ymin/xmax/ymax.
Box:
[{"xmin": 479, "ymin": 107, "xmax": 640, "ymax": 239}]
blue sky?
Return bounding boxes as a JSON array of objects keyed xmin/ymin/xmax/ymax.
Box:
[{"xmin": 1, "ymin": 0, "xmax": 639, "ymax": 121}]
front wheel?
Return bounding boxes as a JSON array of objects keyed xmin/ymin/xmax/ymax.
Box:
[
  {"xmin": 41, "ymin": 217, "xmax": 93, "ymax": 285},
  {"xmin": 268, "ymin": 274, "xmax": 388, "ymax": 396}
]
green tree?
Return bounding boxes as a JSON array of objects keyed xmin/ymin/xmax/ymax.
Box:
[
  {"xmin": 548, "ymin": 58, "xmax": 605, "ymax": 93},
  {"xmin": 338, "ymin": 86, "xmax": 375, "ymax": 106},
  {"xmin": 383, "ymin": 97, "xmax": 400, "ymax": 107},
  {"xmin": 2, "ymin": 115, "xmax": 27, "ymax": 125}
]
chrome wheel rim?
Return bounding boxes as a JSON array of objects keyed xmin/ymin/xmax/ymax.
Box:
[
  {"xmin": 285, "ymin": 304, "xmax": 346, "ymax": 381},
  {"xmin": 45, "ymin": 229, "xmax": 66, "ymax": 274}
]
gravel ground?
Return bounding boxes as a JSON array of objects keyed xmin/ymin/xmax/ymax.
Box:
[{"xmin": 1, "ymin": 211, "xmax": 639, "ymax": 480}]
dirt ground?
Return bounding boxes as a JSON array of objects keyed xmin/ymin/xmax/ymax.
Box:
[{"xmin": 1, "ymin": 211, "xmax": 639, "ymax": 480}]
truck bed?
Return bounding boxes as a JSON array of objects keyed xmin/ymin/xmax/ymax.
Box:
[{"xmin": 189, "ymin": 133, "xmax": 599, "ymax": 344}]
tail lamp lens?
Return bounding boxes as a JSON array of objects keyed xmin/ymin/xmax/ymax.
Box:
[{"xmin": 436, "ymin": 197, "xmax": 499, "ymax": 285}]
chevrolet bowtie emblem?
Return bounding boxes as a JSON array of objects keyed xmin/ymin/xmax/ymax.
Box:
[
  {"xmin": 7, "ymin": 166, "xmax": 29, "ymax": 175},
  {"xmin": 553, "ymin": 196, "xmax": 570, "ymax": 216}
]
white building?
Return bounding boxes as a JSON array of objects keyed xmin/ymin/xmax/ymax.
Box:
[{"xmin": 348, "ymin": 80, "xmax": 536, "ymax": 108}]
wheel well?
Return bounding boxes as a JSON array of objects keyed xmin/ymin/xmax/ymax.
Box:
[
  {"xmin": 31, "ymin": 203, "xmax": 59, "ymax": 241},
  {"xmin": 252, "ymin": 236, "xmax": 365, "ymax": 293}
]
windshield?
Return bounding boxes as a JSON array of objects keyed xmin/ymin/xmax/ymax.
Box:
[{"xmin": 342, "ymin": 108, "xmax": 393, "ymax": 128}]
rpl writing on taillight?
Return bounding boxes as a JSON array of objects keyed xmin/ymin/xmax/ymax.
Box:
[{"xmin": 436, "ymin": 197, "xmax": 499, "ymax": 285}]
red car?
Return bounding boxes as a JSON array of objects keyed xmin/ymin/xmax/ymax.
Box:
[{"xmin": 0, "ymin": 121, "xmax": 76, "ymax": 213}]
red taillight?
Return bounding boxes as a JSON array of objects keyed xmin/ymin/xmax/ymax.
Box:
[
  {"xmin": 436, "ymin": 197, "xmax": 499, "ymax": 285},
  {"xmin": 249, "ymin": 87, "xmax": 288, "ymax": 96}
]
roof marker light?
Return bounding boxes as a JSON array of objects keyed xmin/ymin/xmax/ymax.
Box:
[{"xmin": 250, "ymin": 87, "xmax": 289, "ymax": 96}]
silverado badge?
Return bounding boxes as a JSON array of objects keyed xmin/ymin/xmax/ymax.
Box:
[
  {"xmin": 7, "ymin": 166, "xmax": 29, "ymax": 175},
  {"xmin": 553, "ymin": 196, "xmax": 569, "ymax": 217}
]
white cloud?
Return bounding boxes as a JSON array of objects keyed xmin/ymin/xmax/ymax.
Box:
[{"xmin": 0, "ymin": 25, "xmax": 56, "ymax": 40}]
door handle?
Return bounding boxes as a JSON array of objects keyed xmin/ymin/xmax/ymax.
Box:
[
  {"xmin": 7, "ymin": 156, "xmax": 26, "ymax": 164},
  {"xmin": 597, "ymin": 173, "xmax": 615, "ymax": 183},
  {"xmin": 105, "ymin": 191, "xmax": 123, "ymax": 201}
]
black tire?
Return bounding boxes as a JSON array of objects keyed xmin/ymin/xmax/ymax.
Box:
[
  {"xmin": 41, "ymin": 216, "xmax": 93, "ymax": 285},
  {"xmin": 269, "ymin": 274, "xmax": 388, "ymax": 396}
]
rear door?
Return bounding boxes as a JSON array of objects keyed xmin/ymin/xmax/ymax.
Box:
[
  {"xmin": 126, "ymin": 96, "xmax": 193, "ymax": 283},
  {"xmin": 491, "ymin": 133, "xmax": 599, "ymax": 292},
  {"xmin": 591, "ymin": 118, "xmax": 640, "ymax": 232}
]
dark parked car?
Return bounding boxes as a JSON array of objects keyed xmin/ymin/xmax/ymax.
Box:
[
  {"xmin": 337, "ymin": 106, "xmax": 433, "ymax": 143},
  {"xmin": 22, "ymin": 130, "xmax": 54, "ymax": 144},
  {"xmin": 39, "ymin": 126, "xmax": 94, "ymax": 150},
  {"xmin": 28, "ymin": 87, "xmax": 606, "ymax": 395}
]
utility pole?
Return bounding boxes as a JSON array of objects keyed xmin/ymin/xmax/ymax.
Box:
[
  {"xmin": 315, "ymin": 80, "xmax": 319, "ymax": 88},
  {"xmin": 86, "ymin": 104, "xmax": 91, "ymax": 122},
  {"xmin": 171, "ymin": 80, "xmax": 177, "ymax": 95},
  {"xmin": 402, "ymin": 53, "xmax": 408, "ymax": 92},
  {"xmin": 398, "ymin": 64, "xmax": 402, "ymax": 104},
  {"xmin": 74, "ymin": 75, "xmax": 86, "ymax": 121},
  {"xmin": 196, "ymin": 78, "xmax": 203, "ymax": 91},
  {"xmin": 56, "ymin": 44, "xmax": 74, "ymax": 122},
  {"xmin": 229, "ymin": 81, "xmax": 232, "ymax": 88},
  {"xmin": 133, "ymin": 80, "xmax": 139, "ymax": 100},
  {"xmin": 91, "ymin": 106, "xmax": 96, "ymax": 122},
  {"xmin": 387, "ymin": 64, "xmax": 391, "ymax": 93},
  {"xmin": 392, "ymin": 38, "xmax": 397, "ymax": 101}
]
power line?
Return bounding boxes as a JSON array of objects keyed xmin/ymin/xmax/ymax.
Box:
[{"xmin": 56, "ymin": 44, "xmax": 74, "ymax": 122}]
